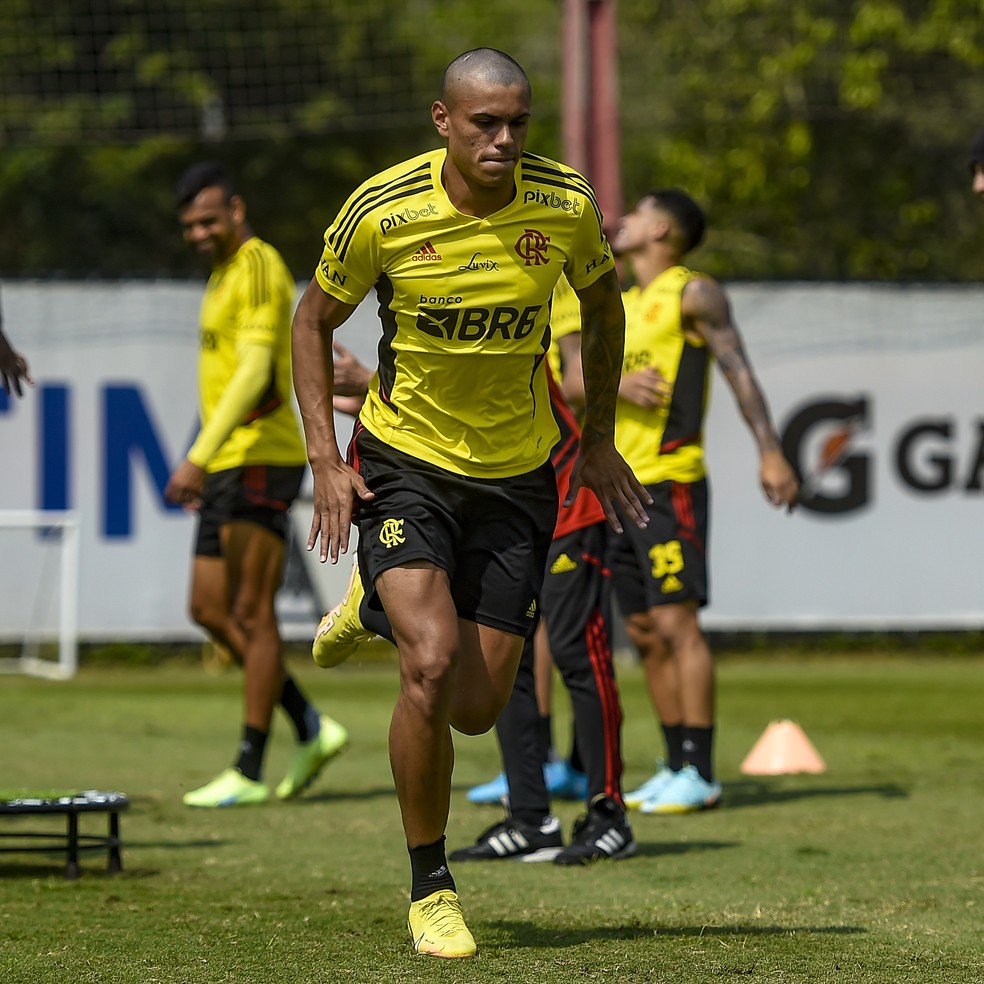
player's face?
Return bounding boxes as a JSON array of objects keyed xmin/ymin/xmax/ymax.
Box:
[
  {"xmin": 973, "ymin": 163, "xmax": 984, "ymax": 199},
  {"xmin": 612, "ymin": 196, "xmax": 663, "ymax": 255},
  {"xmin": 179, "ymin": 186, "xmax": 244, "ymax": 267},
  {"xmin": 433, "ymin": 82, "xmax": 531, "ymax": 192}
]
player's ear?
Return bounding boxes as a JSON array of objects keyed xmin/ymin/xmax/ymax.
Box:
[
  {"xmin": 229, "ymin": 194, "xmax": 247, "ymax": 226},
  {"xmin": 432, "ymin": 100, "xmax": 450, "ymax": 138}
]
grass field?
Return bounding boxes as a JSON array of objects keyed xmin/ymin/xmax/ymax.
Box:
[{"xmin": 1, "ymin": 652, "xmax": 982, "ymax": 983}]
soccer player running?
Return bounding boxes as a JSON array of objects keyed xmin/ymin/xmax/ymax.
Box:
[
  {"xmin": 291, "ymin": 49, "xmax": 647, "ymax": 958},
  {"xmin": 165, "ymin": 162, "xmax": 348, "ymax": 809},
  {"xmin": 609, "ymin": 190, "xmax": 798, "ymax": 814}
]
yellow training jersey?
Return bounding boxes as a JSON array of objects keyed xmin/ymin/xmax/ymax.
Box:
[
  {"xmin": 197, "ymin": 237, "xmax": 307, "ymax": 472},
  {"xmin": 315, "ymin": 148, "xmax": 615, "ymax": 479},
  {"xmin": 615, "ymin": 265, "xmax": 711, "ymax": 484},
  {"xmin": 546, "ymin": 273, "xmax": 581, "ymax": 385}
]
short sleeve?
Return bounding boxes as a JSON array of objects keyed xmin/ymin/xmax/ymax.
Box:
[
  {"xmin": 314, "ymin": 188, "xmax": 383, "ymax": 304},
  {"xmin": 564, "ymin": 188, "xmax": 615, "ymax": 291},
  {"xmin": 234, "ymin": 249, "xmax": 281, "ymax": 347}
]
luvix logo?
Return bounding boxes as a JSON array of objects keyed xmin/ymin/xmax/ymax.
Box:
[
  {"xmin": 411, "ymin": 241, "xmax": 442, "ymax": 262},
  {"xmin": 514, "ymin": 229, "xmax": 550, "ymax": 266}
]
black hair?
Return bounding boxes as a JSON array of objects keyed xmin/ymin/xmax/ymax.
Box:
[
  {"xmin": 646, "ymin": 188, "xmax": 706, "ymax": 254},
  {"xmin": 442, "ymin": 48, "xmax": 531, "ymax": 104},
  {"xmin": 970, "ymin": 127, "xmax": 984, "ymax": 172},
  {"xmin": 174, "ymin": 161, "xmax": 238, "ymax": 209}
]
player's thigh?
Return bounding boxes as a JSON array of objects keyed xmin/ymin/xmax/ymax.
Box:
[
  {"xmin": 189, "ymin": 555, "xmax": 229, "ymax": 621},
  {"xmin": 221, "ymin": 521, "xmax": 286, "ymax": 620}
]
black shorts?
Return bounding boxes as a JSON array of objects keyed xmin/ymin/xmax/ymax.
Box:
[
  {"xmin": 607, "ymin": 478, "xmax": 709, "ymax": 615},
  {"xmin": 350, "ymin": 428, "xmax": 557, "ymax": 637},
  {"xmin": 194, "ymin": 464, "xmax": 305, "ymax": 558}
]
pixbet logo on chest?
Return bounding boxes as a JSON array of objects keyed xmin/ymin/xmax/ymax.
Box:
[
  {"xmin": 523, "ymin": 189, "xmax": 581, "ymax": 214},
  {"xmin": 379, "ymin": 203, "xmax": 439, "ymax": 235}
]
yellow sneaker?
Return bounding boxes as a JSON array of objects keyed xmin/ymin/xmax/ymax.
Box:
[
  {"xmin": 407, "ymin": 889, "xmax": 477, "ymax": 959},
  {"xmin": 275, "ymin": 715, "xmax": 349, "ymax": 800},
  {"xmin": 312, "ymin": 561, "xmax": 376, "ymax": 668},
  {"xmin": 182, "ymin": 768, "xmax": 269, "ymax": 808}
]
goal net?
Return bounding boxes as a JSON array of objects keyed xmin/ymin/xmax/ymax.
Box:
[{"xmin": 0, "ymin": 511, "xmax": 80, "ymax": 681}]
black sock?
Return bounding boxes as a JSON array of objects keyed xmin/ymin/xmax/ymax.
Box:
[
  {"xmin": 279, "ymin": 675, "xmax": 318, "ymax": 743},
  {"xmin": 235, "ymin": 725, "xmax": 268, "ymax": 781},
  {"xmin": 409, "ymin": 837, "xmax": 456, "ymax": 902},
  {"xmin": 662, "ymin": 722, "xmax": 685, "ymax": 772},
  {"xmin": 682, "ymin": 725, "xmax": 714, "ymax": 782},
  {"xmin": 536, "ymin": 714, "xmax": 553, "ymax": 766}
]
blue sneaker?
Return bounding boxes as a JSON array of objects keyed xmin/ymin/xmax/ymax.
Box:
[
  {"xmin": 544, "ymin": 759, "xmax": 589, "ymax": 801},
  {"xmin": 639, "ymin": 764, "xmax": 722, "ymax": 814},
  {"xmin": 466, "ymin": 772, "xmax": 509, "ymax": 805},
  {"xmin": 466, "ymin": 760, "xmax": 588, "ymax": 806},
  {"xmin": 624, "ymin": 762, "xmax": 677, "ymax": 810}
]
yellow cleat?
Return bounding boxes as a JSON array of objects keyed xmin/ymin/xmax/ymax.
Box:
[
  {"xmin": 182, "ymin": 768, "xmax": 269, "ymax": 808},
  {"xmin": 312, "ymin": 561, "xmax": 376, "ymax": 668},
  {"xmin": 408, "ymin": 890, "xmax": 477, "ymax": 959},
  {"xmin": 275, "ymin": 715, "xmax": 349, "ymax": 800}
]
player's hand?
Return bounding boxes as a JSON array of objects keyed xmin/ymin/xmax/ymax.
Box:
[
  {"xmin": 308, "ymin": 457, "xmax": 375, "ymax": 564},
  {"xmin": 618, "ymin": 367, "xmax": 669, "ymax": 409},
  {"xmin": 760, "ymin": 449, "xmax": 799, "ymax": 513},
  {"xmin": 0, "ymin": 350, "xmax": 34, "ymax": 398},
  {"xmin": 164, "ymin": 459, "xmax": 206, "ymax": 510},
  {"xmin": 332, "ymin": 341, "xmax": 372, "ymax": 398},
  {"xmin": 565, "ymin": 439, "xmax": 652, "ymax": 534},
  {"xmin": 332, "ymin": 394, "xmax": 364, "ymax": 418}
]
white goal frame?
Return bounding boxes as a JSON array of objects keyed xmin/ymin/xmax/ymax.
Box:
[{"xmin": 0, "ymin": 510, "xmax": 80, "ymax": 680}]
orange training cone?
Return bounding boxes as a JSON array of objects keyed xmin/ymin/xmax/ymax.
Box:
[{"xmin": 740, "ymin": 719, "xmax": 826, "ymax": 775}]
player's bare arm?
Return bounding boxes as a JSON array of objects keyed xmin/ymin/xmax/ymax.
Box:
[
  {"xmin": 683, "ymin": 276, "xmax": 799, "ymax": 511},
  {"xmin": 569, "ymin": 268, "xmax": 652, "ymax": 532},
  {"xmin": 291, "ymin": 280, "xmax": 375, "ymax": 563}
]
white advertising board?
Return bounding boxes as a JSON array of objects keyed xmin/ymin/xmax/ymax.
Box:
[{"xmin": 0, "ymin": 281, "xmax": 981, "ymax": 639}]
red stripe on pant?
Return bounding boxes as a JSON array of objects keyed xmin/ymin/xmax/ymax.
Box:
[{"xmin": 585, "ymin": 608, "xmax": 625, "ymax": 805}]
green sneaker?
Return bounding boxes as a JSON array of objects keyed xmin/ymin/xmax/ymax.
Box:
[
  {"xmin": 182, "ymin": 768, "xmax": 269, "ymax": 808},
  {"xmin": 312, "ymin": 561, "xmax": 376, "ymax": 668},
  {"xmin": 275, "ymin": 715, "xmax": 349, "ymax": 800},
  {"xmin": 408, "ymin": 889, "xmax": 477, "ymax": 958}
]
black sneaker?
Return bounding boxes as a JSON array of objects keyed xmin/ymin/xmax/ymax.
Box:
[
  {"xmin": 449, "ymin": 815, "xmax": 563, "ymax": 862},
  {"xmin": 553, "ymin": 796, "xmax": 636, "ymax": 865}
]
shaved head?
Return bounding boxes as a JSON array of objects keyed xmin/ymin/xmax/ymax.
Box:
[{"xmin": 441, "ymin": 48, "xmax": 531, "ymax": 107}]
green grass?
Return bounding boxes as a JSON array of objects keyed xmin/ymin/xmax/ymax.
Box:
[{"xmin": 1, "ymin": 654, "xmax": 982, "ymax": 983}]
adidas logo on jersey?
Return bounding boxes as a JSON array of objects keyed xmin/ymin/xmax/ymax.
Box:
[
  {"xmin": 411, "ymin": 241, "xmax": 442, "ymax": 262},
  {"xmin": 550, "ymin": 553, "xmax": 578, "ymax": 575}
]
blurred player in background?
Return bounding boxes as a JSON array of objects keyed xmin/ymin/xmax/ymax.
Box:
[
  {"xmin": 0, "ymin": 286, "xmax": 34, "ymax": 398},
  {"xmin": 970, "ymin": 127, "xmax": 984, "ymax": 198},
  {"xmin": 291, "ymin": 48, "xmax": 646, "ymax": 958},
  {"xmin": 165, "ymin": 162, "xmax": 348, "ymax": 809},
  {"xmin": 610, "ymin": 189, "xmax": 798, "ymax": 814}
]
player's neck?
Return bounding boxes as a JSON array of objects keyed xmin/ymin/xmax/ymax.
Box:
[{"xmin": 629, "ymin": 247, "xmax": 679, "ymax": 290}]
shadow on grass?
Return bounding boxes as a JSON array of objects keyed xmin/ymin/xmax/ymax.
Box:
[
  {"xmin": 486, "ymin": 920, "xmax": 866, "ymax": 948},
  {"xmin": 722, "ymin": 780, "xmax": 908, "ymax": 808},
  {"xmin": 631, "ymin": 839, "xmax": 739, "ymax": 858}
]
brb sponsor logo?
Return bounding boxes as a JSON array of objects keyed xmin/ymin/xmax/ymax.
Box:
[
  {"xmin": 416, "ymin": 304, "xmax": 542, "ymax": 341},
  {"xmin": 379, "ymin": 203, "xmax": 438, "ymax": 235},
  {"xmin": 523, "ymin": 189, "xmax": 581, "ymax": 214},
  {"xmin": 514, "ymin": 228, "xmax": 550, "ymax": 266},
  {"xmin": 781, "ymin": 395, "xmax": 984, "ymax": 515}
]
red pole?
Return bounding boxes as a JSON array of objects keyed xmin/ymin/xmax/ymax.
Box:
[{"xmin": 562, "ymin": 0, "xmax": 623, "ymax": 232}]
